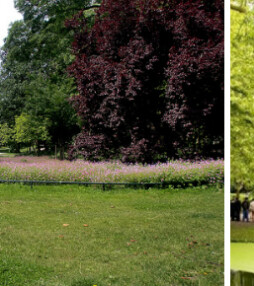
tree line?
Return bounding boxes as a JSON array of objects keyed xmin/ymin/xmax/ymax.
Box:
[
  {"xmin": 0, "ymin": 0, "xmax": 224, "ymax": 163},
  {"xmin": 0, "ymin": 0, "xmax": 97, "ymax": 158}
]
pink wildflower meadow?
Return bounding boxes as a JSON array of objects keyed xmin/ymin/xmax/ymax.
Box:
[{"xmin": 0, "ymin": 156, "xmax": 224, "ymax": 185}]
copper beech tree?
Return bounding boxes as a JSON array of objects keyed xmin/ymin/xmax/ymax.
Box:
[{"xmin": 67, "ymin": 0, "xmax": 224, "ymax": 163}]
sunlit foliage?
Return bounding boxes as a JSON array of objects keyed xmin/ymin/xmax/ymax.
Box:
[{"xmin": 231, "ymin": 1, "xmax": 254, "ymax": 189}]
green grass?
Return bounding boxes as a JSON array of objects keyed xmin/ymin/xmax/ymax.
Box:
[
  {"xmin": 0, "ymin": 147, "xmax": 67, "ymax": 159},
  {"xmin": 0, "ymin": 147, "xmax": 34, "ymax": 158},
  {"xmin": 0, "ymin": 184, "xmax": 224, "ymax": 285},
  {"xmin": 0, "ymin": 147, "xmax": 9, "ymax": 152},
  {"xmin": 231, "ymin": 221, "xmax": 254, "ymax": 243},
  {"xmin": 231, "ymin": 222, "xmax": 254, "ymax": 273},
  {"xmin": 0, "ymin": 147, "xmax": 15, "ymax": 158},
  {"xmin": 231, "ymin": 243, "xmax": 254, "ymax": 273}
]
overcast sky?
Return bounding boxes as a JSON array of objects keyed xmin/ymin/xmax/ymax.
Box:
[{"xmin": 0, "ymin": 0, "xmax": 22, "ymax": 47}]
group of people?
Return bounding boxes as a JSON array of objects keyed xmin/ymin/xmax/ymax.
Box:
[{"xmin": 231, "ymin": 196, "xmax": 254, "ymax": 222}]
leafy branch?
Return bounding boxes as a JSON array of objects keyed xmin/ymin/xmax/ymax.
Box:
[{"xmin": 231, "ymin": 3, "xmax": 247, "ymax": 13}]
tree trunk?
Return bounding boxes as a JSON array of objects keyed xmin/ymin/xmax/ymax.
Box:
[
  {"xmin": 36, "ymin": 140, "xmax": 40, "ymax": 156},
  {"xmin": 59, "ymin": 145, "xmax": 65, "ymax": 160}
]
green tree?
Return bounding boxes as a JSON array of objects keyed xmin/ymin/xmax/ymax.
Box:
[
  {"xmin": 0, "ymin": 123, "xmax": 14, "ymax": 146},
  {"xmin": 231, "ymin": 1, "xmax": 254, "ymax": 189},
  {"xmin": 24, "ymin": 76, "xmax": 79, "ymax": 159},
  {"xmin": 0, "ymin": 20, "xmax": 31, "ymax": 125},
  {"xmin": 14, "ymin": 113, "xmax": 49, "ymax": 153},
  {"xmin": 0, "ymin": 1, "xmax": 99, "ymax": 157}
]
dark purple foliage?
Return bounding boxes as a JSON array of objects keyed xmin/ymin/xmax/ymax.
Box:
[
  {"xmin": 69, "ymin": 130, "xmax": 108, "ymax": 161},
  {"xmin": 67, "ymin": 0, "xmax": 224, "ymax": 163}
]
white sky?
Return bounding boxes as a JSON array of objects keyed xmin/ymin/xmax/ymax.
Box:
[{"xmin": 0, "ymin": 0, "xmax": 23, "ymax": 47}]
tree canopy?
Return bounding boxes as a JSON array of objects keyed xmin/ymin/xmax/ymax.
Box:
[
  {"xmin": 0, "ymin": 0, "xmax": 224, "ymax": 163},
  {"xmin": 0, "ymin": 0, "xmax": 98, "ymax": 156},
  {"xmin": 231, "ymin": 0, "xmax": 254, "ymax": 190},
  {"xmin": 67, "ymin": 0, "xmax": 224, "ymax": 163}
]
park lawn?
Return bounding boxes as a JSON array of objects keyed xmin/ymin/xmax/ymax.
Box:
[
  {"xmin": 231, "ymin": 222, "xmax": 254, "ymax": 272},
  {"xmin": 0, "ymin": 147, "xmax": 16, "ymax": 158},
  {"xmin": 231, "ymin": 221, "xmax": 254, "ymax": 243},
  {"xmin": 0, "ymin": 147, "xmax": 33, "ymax": 158},
  {"xmin": 231, "ymin": 243, "xmax": 254, "ymax": 273},
  {"xmin": 0, "ymin": 184, "xmax": 224, "ymax": 286}
]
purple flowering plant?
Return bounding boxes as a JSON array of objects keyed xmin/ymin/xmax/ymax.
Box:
[{"xmin": 0, "ymin": 157, "xmax": 223, "ymax": 186}]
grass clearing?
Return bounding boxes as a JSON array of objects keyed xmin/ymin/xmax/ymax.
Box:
[
  {"xmin": 231, "ymin": 221, "xmax": 254, "ymax": 273},
  {"xmin": 0, "ymin": 147, "xmax": 16, "ymax": 158},
  {"xmin": 231, "ymin": 221, "xmax": 254, "ymax": 243},
  {"xmin": 231, "ymin": 243, "xmax": 254, "ymax": 273},
  {"xmin": 0, "ymin": 184, "xmax": 223, "ymax": 285}
]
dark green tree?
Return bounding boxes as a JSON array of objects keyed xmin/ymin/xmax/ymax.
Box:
[{"xmin": 0, "ymin": 0, "xmax": 98, "ymax": 158}]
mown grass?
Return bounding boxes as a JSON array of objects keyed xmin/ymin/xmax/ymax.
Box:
[
  {"xmin": 231, "ymin": 222, "xmax": 254, "ymax": 243},
  {"xmin": 0, "ymin": 147, "xmax": 16, "ymax": 158},
  {"xmin": 0, "ymin": 184, "xmax": 224, "ymax": 285},
  {"xmin": 231, "ymin": 243, "xmax": 254, "ymax": 273},
  {"xmin": 231, "ymin": 221, "xmax": 254, "ymax": 272}
]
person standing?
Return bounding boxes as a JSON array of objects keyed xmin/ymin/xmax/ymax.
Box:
[
  {"xmin": 234, "ymin": 197, "xmax": 241, "ymax": 221},
  {"xmin": 231, "ymin": 197, "xmax": 235, "ymax": 221},
  {"xmin": 249, "ymin": 199, "xmax": 254, "ymax": 222},
  {"xmin": 242, "ymin": 197, "xmax": 250, "ymax": 222}
]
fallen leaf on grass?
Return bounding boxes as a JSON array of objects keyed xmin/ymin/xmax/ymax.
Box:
[
  {"xmin": 110, "ymin": 205, "xmax": 115, "ymax": 208},
  {"xmin": 83, "ymin": 224, "xmax": 89, "ymax": 227},
  {"xmin": 127, "ymin": 239, "xmax": 137, "ymax": 245},
  {"xmin": 188, "ymin": 240, "xmax": 199, "ymax": 248},
  {"xmin": 59, "ymin": 235, "xmax": 64, "ymax": 238},
  {"xmin": 63, "ymin": 224, "xmax": 69, "ymax": 227},
  {"xmin": 181, "ymin": 277, "xmax": 193, "ymax": 280}
]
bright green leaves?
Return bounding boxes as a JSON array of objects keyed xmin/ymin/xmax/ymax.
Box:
[
  {"xmin": 231, "ymin": 8, "xmax": 254, "ymax": 188},
  {"xmin": 0, "ymin": 114, "xmax": 49, "ymax": 149},
  {"xmin": 14, "ymin": 113, "xmax": 50, "ymax": 145}
]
